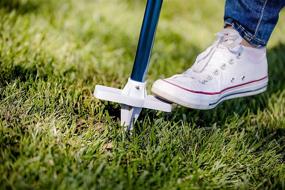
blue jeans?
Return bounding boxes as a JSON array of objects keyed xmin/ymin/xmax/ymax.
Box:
[{"xmin": 224, "ymin": 0, "xmax": 285, "ymax": 47}]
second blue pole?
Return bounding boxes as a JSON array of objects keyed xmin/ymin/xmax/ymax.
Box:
[{"xmin": 130, "ymin": 0, "xmax": 163, "ymax": 82}]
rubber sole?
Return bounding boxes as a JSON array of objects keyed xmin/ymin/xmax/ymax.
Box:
[{"xmin": 152, "ymin": 80, "xmax": 268, "ymax": 110}]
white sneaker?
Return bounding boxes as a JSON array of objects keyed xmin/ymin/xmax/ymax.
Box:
[{"xmin": 151, "ymin": 29, "xmax": 268, "ymax": 110}]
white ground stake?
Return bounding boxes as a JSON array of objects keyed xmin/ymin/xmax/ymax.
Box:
[
  {"xmin": 94, "ymin": 78, "xmax": 172, "ymax": 130},
  {"xmin": 94, "ymin": 0, "xmax": 171, "ymax": 130}
]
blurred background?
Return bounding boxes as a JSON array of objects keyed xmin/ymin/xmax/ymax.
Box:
[
  {"xmin": 1, "ymin": 0, "xmax": 285, "ymax": 84},
  {"xmin": 1, "ymin": 0, "xmax": 285, "ymax": 189}
]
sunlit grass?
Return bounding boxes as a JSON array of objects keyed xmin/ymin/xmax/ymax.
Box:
[{"xmin": 0, "ymin": 0, "xmax": 285, "ymax": 189}]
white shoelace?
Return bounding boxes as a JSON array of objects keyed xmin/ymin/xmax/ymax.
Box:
[{"xmin": 183, "ymin": 29, "xmax": 244, "ymax": 83}]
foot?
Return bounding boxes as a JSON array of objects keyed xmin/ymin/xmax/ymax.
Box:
[{"xmin": 151, "ymin": 29, "xmax": 268, "ymax": 110}]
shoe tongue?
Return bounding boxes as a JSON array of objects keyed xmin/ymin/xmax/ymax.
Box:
[
  {"xmin": 188, "ymin": 29, "xmax": 242, "ymax": 74},
  {"xmin": 218, "ymin": 28, "xmax": 242, "ymax": 49}
]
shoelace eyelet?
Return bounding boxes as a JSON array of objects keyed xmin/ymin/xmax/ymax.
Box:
[
  {"xmin": 213, "ymin": 70, "xmax": 219, "ymax": 76},
  {"xmin": 241, "ymin": 76, "xmax": 246, "ymax": 81},
  {"xmin": 221, "ymin": 64, "xmax": 226, "ymax": 70},
  {"xmin": 229, "ymin": 59, "xmax": 234, "ymax": 65},
  {"xmin": 207, "ymin": 75, "xmax": 213, "ymax": 81},
  {"xmin": 200, "ymin": 80, "xmax": 208, "ymax": 84},
  {"xmin": 237, "ymin": 53, "xmax": 242, "ymax": 59},
  {"xmin": 231, "ymin": 78, "xmax": 235, "ymax": 83}
]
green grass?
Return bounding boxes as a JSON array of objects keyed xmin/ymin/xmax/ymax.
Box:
[{"xmin": 1, "ymin": 0, "xmax": 285, "ymax": 189}]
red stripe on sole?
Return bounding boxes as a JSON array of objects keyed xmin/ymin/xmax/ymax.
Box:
[{"xmin": 162, "ymin": 76, "xmax": 268, "ymax": 95}]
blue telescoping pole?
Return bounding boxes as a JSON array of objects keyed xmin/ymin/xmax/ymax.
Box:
[{"xmin": 130, "ymin": 0, "xmax": 163, "ymax": 82}]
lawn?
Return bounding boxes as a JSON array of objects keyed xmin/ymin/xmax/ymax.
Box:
[{"xmin": 1, "ymin": 0, "xmax": 285, "ymax": 189}]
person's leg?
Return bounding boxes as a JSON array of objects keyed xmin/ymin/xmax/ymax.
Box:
[
  {"xmin": 151, "ymin": 0, "xmax": 285, "ymax": 110},
  {"xmin": 224, "ymin": 0, "xmax": 285, "ymax": 48}
]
